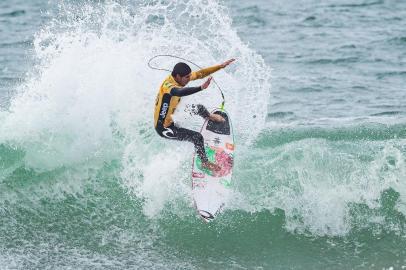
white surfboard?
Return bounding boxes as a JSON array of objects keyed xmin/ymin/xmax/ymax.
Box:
[{"xmin": 192, "ymin": 108, "xmax": 234, "ymax": 222}]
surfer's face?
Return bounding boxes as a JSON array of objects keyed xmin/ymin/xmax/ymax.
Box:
[{"xmin": 175, "ymin": 73, "xmax": 191, "ymax": 86}]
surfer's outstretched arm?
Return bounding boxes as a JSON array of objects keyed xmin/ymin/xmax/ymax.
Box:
[
  {"xmin": 190, "ymin": 59, "xmax": 235, "ymax": 81},
  {"xmin": 190, "ymin": 65, "xmax": 222, "ymax": 81}
]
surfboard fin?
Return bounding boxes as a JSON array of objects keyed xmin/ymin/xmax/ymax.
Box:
[{"xmin": 199, "ymin": 210, "xmax": 215, "ymax": 222}]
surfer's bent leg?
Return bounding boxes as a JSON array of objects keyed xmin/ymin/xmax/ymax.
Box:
[
  {"xmin": 174, "ymin": 127, "xmax": 208, "ymax": 163},
  {"xmin": 155, "ymin": 124, "xmax": 208, "ymax": 163}
]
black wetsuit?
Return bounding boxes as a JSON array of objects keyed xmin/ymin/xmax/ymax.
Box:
[{"xmin": 155, "ymin": 86, "xmax": 210, "ymax": 163}]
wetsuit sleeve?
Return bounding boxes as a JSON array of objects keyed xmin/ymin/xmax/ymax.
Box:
[
  {"xmin": 190, "ymin": 65, "xmax": 223, "ymax": 80},
  {"xmin": 170, "ymin": 86, "xmax": 202, "ymax": 97}
]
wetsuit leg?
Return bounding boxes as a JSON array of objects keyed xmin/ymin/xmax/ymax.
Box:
[{"xmin": 156, "ymin": 124, "xmax": 208, "ymax": 163}]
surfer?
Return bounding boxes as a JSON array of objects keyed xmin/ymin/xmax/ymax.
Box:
[{"xmin": 154, "ymin": 59, "xmax": 235, "ymax": 172}]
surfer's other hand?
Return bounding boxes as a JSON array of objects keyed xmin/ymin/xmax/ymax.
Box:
[
  {"xmin": 201, "ymin": 76, "xmax": 212, "ymax": 89},
  {"xmin": 209, "ymin": 113, "xmax": 225, "ymax": 123},
  {"xmin": 220, "ymin": 58, "xmax": 235, "ymax": 68}
]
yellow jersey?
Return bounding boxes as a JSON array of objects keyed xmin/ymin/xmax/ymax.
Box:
[{"xmin": 154, "ymin": 65, "xmax": 223, "ymax": 128}]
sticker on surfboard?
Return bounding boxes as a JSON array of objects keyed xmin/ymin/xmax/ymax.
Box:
[{"xmin": 192, "ymin": 109, "xmax": 234, "ymax": 222}]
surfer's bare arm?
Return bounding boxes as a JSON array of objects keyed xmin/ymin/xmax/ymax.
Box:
[
  {"xmin": 201, "ymin": 76, "xmax": 212, "ymax": 89},
  {"xmin": 190, "ymin": 59, "xmax": 235, "ymax": 80}
]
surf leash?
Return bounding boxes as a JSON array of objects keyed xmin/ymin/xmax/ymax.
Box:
[{"xmin": 147, "ymin": 54, "xmax": 226, "ymax": 111}]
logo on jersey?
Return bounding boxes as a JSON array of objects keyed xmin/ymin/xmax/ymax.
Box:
[
  {"xmin": 160, "ymin": 103, "xmax": 169, "ymax": 118},
  {"xmin": 162, "ymin": 127, "xmax": 175, "ymax": 138}
]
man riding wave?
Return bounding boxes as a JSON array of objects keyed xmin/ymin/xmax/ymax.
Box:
[{"xmin": 154, "ymin": 59, "xmax": 235, "ymax": 172}]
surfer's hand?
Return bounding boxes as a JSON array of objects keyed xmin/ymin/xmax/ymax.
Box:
[
  {"xmin": 201, "ymin": 77, "xmax": 212, "ymax": 89},
  {"xmin": 209, "ymin": 113, "xmax": 225, "ymax": 123},
  {"xmin": 220, "ymin": 58, "xmax": 235, "ymax": 68}
]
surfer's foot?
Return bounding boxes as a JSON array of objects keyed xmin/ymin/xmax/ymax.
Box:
[{"xmin": 202, "ymin": 161, "xmax": 221, "ymax": 172}]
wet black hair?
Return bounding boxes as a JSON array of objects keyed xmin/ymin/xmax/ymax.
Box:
[{"xmin": 171, "ymin": 62, "xmax": 192, "ymax": 77}]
